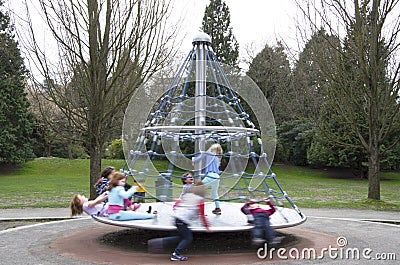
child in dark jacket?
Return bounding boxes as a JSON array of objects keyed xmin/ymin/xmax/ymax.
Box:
[{"xmin": 241, "ymin": 198, "xmax": 281, "ymax": 245}]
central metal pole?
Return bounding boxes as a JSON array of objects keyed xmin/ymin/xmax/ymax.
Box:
[{"xmin": 193, "ymin": 33, "xmax": 211, "ymax": 178}]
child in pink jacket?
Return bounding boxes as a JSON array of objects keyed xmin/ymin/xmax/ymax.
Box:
[{"xmin": 241, "ymin": 198, "xmax": 282, "ymax": 245}]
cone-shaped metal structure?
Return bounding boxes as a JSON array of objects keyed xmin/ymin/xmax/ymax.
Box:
[{"xmin": 93, "ymin": 33, "xmax": 306, "ymax": 231}]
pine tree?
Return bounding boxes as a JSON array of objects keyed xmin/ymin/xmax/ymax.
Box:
[
  {"xmin": 246, "ymin": 42, "xmax": 291, "ymax": 121},
  {"xmin": 201, "ymin": 0, "xmax": 239, "ymax": 67},
  {"xmin": 0, "ymin": 2, "xmax": 34, "ymax": 164}
]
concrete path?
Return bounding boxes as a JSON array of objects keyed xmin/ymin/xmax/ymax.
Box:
[
  {"xmin": 0, "ymin": 208, "xmax": 398, "ymax": 265},
  {"xmin": 0, "ymin": 207, "xmax": 71, "ymax": 220}
]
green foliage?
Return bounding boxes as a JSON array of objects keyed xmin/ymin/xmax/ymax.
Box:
[
  {"xmin": 69, "ymin": 143, "xmax": 89, "ymax": 159},
  {"xmin": 35, "ymin": 139, "xmax": 89, "ymax": 159},
  {"xmin": 380, "ymin": 142, "xmax": 400, "ymax": 170},
  {"xmin": 290, "ymin": 29, "xmax": 340, "ymax": 122},
  {"xmin": 307, "ymin": 130, "xmax": 368, "ymax": 172},
  {"xmin": 108, "ymin": 138, "xmax": 124, "ymax": 159},
  {"xmin": 247, "ymin": 42, "xmax": 291, "ymax": 122},
  {"xmin": 276, "ymin": 120, "xmax": 315, "ymax": 166},
  {"xmin": 201, "ymin": 0, "xmax": 239, "ymax": 67},
  {"xmin": 0, "ymin": 4, "xmax": 35, "ymax": 164}
]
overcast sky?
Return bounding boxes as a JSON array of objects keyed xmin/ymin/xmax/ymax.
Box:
[
  {"xmin": 7, "ymin": 0, "xmax": 301, "ymax": 72},
  {"xmin": 174, "ymin": 0, "xmax": 300, "ymax": 58}
]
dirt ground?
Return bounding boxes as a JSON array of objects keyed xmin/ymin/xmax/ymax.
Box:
[
  {"xmin": 96, "ymin": 228, "xmax": 296, "ymax": 254},
  {"xmin": 52, "ymin": 225, "xmax": 337, "ymax": 265}
]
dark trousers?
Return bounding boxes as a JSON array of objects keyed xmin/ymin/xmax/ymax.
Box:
[
  {"xmin": 252, "ymin": 212, "xmax": 275, "ymax": 243},
  {"xmin": 163, "ymin": 218, "xmax": 193, "ymax": 255}
]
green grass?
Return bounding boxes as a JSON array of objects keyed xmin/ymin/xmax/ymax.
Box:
[
  {"xmin": 0, "ymin": 158, "xmax": 399, "ymax": 210},
  {"xmin": 272, "ymin": 165, "xmax": 400, "ymax": 210},
  {"xmin": 0, "ymin": 158, "xmax": 123, "ymax": 208}
]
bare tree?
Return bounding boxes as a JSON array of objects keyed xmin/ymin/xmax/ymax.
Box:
[
  {"xmin": 19, "ymin": 0, "xmax": 178, "ymax": 198},
  {"xmin": 296, "ymin": 0, "xmax": 400, "ymax": 200}
]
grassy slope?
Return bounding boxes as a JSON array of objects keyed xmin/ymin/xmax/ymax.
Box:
[{"xmin": 0, "ymin": 158, "xmax": 398, "ymax": 210}]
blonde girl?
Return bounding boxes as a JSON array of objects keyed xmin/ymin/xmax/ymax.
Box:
[{"xmin": 192, "ymin": 143, "xmax": 223, "ymax": 215}]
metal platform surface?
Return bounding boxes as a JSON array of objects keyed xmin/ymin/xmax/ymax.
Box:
[{"xmin": 92, "ymin": 202, "xmax": 306, "ymax": 232}]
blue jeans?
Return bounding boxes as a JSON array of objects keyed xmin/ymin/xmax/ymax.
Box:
[
  {"xmin": 252, "ymin": 212, "xmax": 275, "ymax": 243},
  {"xmin": 109, "ymin": 211, "xmax": 154, "ymax": 221},
  {"xmin": 202, "ymin": 172, "xmax": 220, "ymax": 209},
  {"xmin": 163, "ymin": 218, "xmax": 193, "ymax": 255}
]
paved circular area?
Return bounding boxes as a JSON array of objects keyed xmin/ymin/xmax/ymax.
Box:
[
  {"xmin": 51, "ymin": 225, "xmax": 335, "ymax": 265},
  {"xmin": 0, "ymin": 209, "xmax": 398, "ymax": 264}
]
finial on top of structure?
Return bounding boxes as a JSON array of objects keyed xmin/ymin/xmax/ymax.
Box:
[{"xmin": 192, "ymin": 32, "xmax": 211, "ymax": 45}]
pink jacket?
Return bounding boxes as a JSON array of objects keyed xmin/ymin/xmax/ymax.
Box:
[{"xmin": 241, "ymin": 200, "xmax": 276, "ymax": 217}]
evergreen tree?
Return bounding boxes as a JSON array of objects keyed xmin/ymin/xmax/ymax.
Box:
[
  {"xmin": 0, "ymin": 2, "xmax": 34, "ymax": 164},
  {"xmin": 291, "ymin": 29, "xmax": 340, "ymax": 122},
  {"xmin": 201, "ymin": 0, "xmax": 239, "ymax": 67},
  {"xmin": 246, "ymin": 42, "xmax": 291, "ymax": 123}
]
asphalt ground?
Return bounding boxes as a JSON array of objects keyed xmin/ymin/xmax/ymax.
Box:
[{"xmin": 0, "ymin": 208, "xmax": 399, "ymax": 265}]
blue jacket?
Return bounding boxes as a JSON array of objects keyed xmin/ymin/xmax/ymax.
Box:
[
  {"xmin": 108, "ymin": 186, "xmax": 137, "ymax": 206},
  {"xmin": 192, "ymin": 152, "xmax": 220, "ymax": 174}
]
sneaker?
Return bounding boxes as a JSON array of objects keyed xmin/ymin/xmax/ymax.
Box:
[
  {"xmin": 252, "ymin": 238, "xmax": 265, "ymax": 245},
  {"xmin": 133, "ymin": 203, "xmax": 141, "ymax": 211},
  {"xmin": 212, "ymin": 208, "xmax": 221, "ymax": 215},
  {"xmin": 170, "ymin": 252, "xmax": 188, "ymax": 261}
]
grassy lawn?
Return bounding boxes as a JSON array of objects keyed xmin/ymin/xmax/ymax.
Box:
[
  {"xmin": 0, "ymin": 158, "xmax": 399, "ymax": 211},
  {"xmin": 272, "ymin": 165, "xmax": 400, "ymax": 210}
]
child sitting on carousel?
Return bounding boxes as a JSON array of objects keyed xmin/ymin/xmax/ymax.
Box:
[
  {"xmin": 241, "ymin": 197, "xmax": 283, "ymax": 246},
  {"xmin": 70, "ymin": 191, "xmax": 141, "ymax": 217}
]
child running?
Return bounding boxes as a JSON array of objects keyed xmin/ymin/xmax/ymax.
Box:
[{"xmin": 162, "ymin": 182, "xmax": 211, "ymax": 261}]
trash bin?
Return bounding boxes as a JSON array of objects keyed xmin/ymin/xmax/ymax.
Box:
[{"xmin": 155, "ymin": 173, "xmax": 172, "ymax": 202}]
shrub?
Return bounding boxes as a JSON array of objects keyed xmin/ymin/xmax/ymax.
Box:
[{"xmin": 108, "ymin": 138, "xmax": 124, "ymax": 159}]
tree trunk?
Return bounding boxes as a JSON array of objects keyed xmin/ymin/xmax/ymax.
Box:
[
  {"xmin": 367, "ymin": 0, "xmax": 381, "ymax": 201},
  {"xmin": 68, "ymin": 144, "xmax": 73, "ymax": 159},
  {"xmin": 44, "ymin": 141, "xmax": 51, "ymax": 157},
  {"xmin": 87, "ymin": 0, "xmax": 105, "ymax": 200},
  {"xmin": 89, "ymin": 142, "xmax": 102, "ymax": 199},
  {"xmin": 88, "ymin": 103, "xmax": 103, "ymax": 199},
  {"xmin": 367, "ymin": 148, "xmax": 380, "ymax": 200},
  {"xmin": 368, "ymin": 98, "xmax": 380, "ymax": 200}
]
